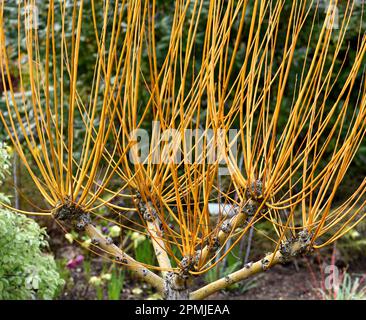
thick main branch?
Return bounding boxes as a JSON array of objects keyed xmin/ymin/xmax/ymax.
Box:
[
  {"xmin": 190, "ymin": 251, "xmax": 281, "ymax": 300},
  {"xmin": 54, "ymin": 202, "xmax": 165, "ymax": 294},
  {"xmin": 190, "ymin": 230, "xmax": 312, "ymax": 300},
  {"xmin": 135, "ymin": 197, "xmax": 172, "ymax": 278},
  {"xmin": 85, "ymin": 224, "xmax": 165, "ymax": 293}
]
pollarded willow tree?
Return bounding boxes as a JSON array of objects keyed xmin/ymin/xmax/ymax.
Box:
[{"xmin": 0, "ymin": 0, "xmax": 365, "ymax": 300}]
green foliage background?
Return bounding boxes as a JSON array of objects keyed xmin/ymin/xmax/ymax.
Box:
[{"xmin": 0, "ymin": 144, "xmax": 64, "ymax": 300}]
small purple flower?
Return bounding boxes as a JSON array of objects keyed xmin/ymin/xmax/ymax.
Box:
[
  {"xmin": 66, "ymin": 255, "xmax": 84, "ymax": 269},
  {"xmin": 102, "ymin": 226, "xmax": 109, "ymax": 234}
]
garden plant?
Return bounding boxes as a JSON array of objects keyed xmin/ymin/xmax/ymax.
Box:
[
  {"xmin": 0, "ymin": 0, "xmax": 365, "ymax": 300},
  {"xmin": 0, "ymin": 143, "xmax": 63, "ymax": 299}
]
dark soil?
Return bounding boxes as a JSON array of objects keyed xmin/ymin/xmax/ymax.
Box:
[{"xmin": 213, "ymin": 263, "xmax": 319, "ymax": 300}]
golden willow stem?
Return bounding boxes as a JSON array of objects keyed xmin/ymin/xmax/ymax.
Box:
[
  {"xmin": 147, "ymin": 220, "xmax": 172, "ymax": 278},
  {"xmin": 84, "ymin": 224, "xmax": 164, "ymax": 293},
  {"xmin": 190, "ymin": 251, "xmax": 282, "ymax": 300},
  {"xmin": 134, "ymin": 197, "xmax": 172, "ymax": 278}
]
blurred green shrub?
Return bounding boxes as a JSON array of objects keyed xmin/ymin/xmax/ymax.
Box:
[
  {"xmin": 0, "ymin": 209, "xmax": 65, "ymax": 299},
  {"xmin": 337, "ymin": 225, "xmax": 366, "ymax": 264},
  {"xmin": 0, "ymin": 143, "xmax": 64, "ymax": 299},
  {"xmin": 0, "ymin": 142, "xmax": 11, "ymax": 204}
]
